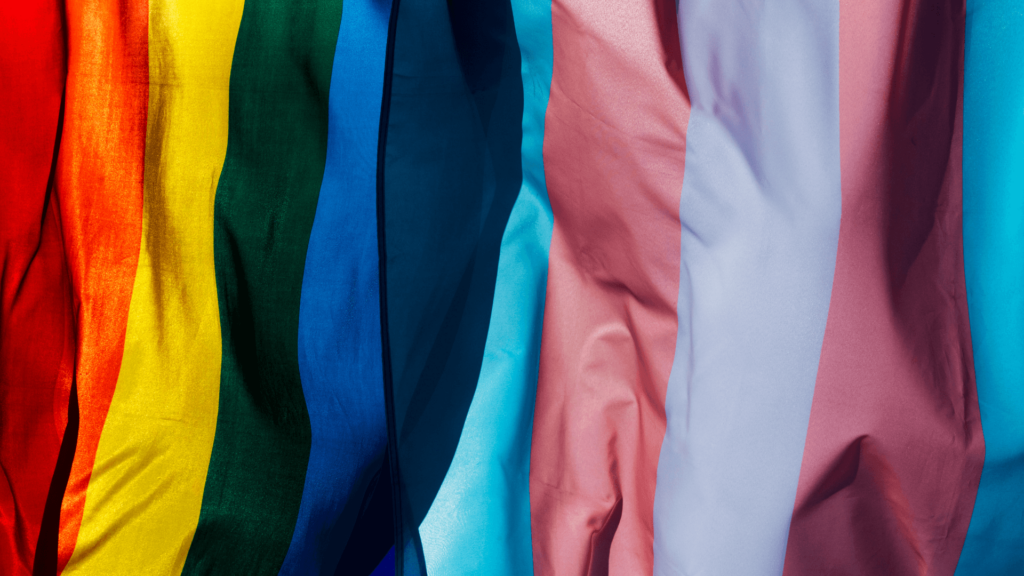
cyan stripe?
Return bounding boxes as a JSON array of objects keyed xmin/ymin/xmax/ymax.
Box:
[
  {"xmin": 417, "ymin": 0, "xmax": 554, "ymax": 573},
  {"xmin": 959, "ymin": 2, "xmax": 1024, "ymax": 573},
  {"xmin": 283, "ymin": 0, "xmax": 392, "ymax": 572}
]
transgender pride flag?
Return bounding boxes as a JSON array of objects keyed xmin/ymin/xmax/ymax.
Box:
[{"xmin": 2, "ymin": 0, "xmax": 1023, "ymax": 575}]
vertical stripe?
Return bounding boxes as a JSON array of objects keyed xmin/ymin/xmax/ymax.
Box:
[
  {"xmin": 56, "ymin": 0, "xmax": 149, "ymax": 569},
  {"xmin": 654, "ymin": 1, "xmax": 841, "ymax": 574},
  {"xmin": 280, "ymin": 0, "xmax": 392, "ymax": 572},
  {"xmin": 62, "ymin": 1, "xmax": 242, "ymax": 573},
  {"xmin": 0, "ymin": 2, "xmax": 70, "ymax": 573},
  {"xmin": 417, "ymin": 0, "xmax": 554, "ymax": 570},
  {"xmin": 959, "ymin": 0, "xmax": 1024, "ymax": 572},
  {"xmin": 785, "ymin": 1, "xmax": 981, "ymax": 574},
  {"xmin": 528, "ymin": 0, "xmax": 688, "ymax": 572},
  {"xmin": 381, "ymin": 0, "xmax": 524, "ymax": 571},
  {"xmin": 180, "ymin": 0, "xmax": 344, "ymax": 572}
]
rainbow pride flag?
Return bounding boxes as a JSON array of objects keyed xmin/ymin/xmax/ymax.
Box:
[{"xmin": 3, "ymin": 0, "xmax": 1024, "ymax": 574}]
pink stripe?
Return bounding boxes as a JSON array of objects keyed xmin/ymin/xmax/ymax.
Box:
[
  {"xmin": 783, "ymin": 1, "xmax": 983, "ymax": 574},
  {"xmin": 527, "ymin": 0, "xmax": 689, "ymax": 573}
]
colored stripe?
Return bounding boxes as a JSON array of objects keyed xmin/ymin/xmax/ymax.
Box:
[
  {"xmin": 180, "ymin": 0, "xmax": 344, "ymax": 572},
  {"xmin": 62, "ymin": 1, "xmax": 242, "ymax": 573},
  {"xmin": 381, "ymin": 0, "xmax": 524, "ymax": 570},
  {"xmin": 417, "ymin": 0, "xmax": 554, "ymax": 570},
  {"xmin": 0, "ymin": 3, "xmax": 70, "ymax": 573},
  {"xmin": 528, "ymin": 0, "xmax": 688, "ymax": 572},
  {"xmin": 653, "ymin": 2, "xmax": 841, "ymax": 574},
  {"xmin": 785, "ymin": 2, "xmax": 981, "ymax": 573},
  {"xmin": 959, "ymin": 0, "xmax": 1024, "ymax": 572},
  {"xmin": 655, "ymin": 2, "xmax": 839, "ymax": 569},
  {"xmin": 56, "ymin": 0, "xmax": 149, "ymax": 569},
  {"xmin": 279, "ymin": 0, "xmax": 392, "ymax": 572}
]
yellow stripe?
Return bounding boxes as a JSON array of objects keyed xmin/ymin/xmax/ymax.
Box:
[{"xmin": 65, "ymin": 1, "xmax": 243, "ymax": 572}]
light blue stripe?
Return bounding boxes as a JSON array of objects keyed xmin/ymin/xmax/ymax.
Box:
[
  {"xmin": 958, "ymin": 2, "xmax": 1024, "ymax": 573},
  {"xmin": 653, "ymin": 1, "xmax": 841, "ymax": 574},
  {"xmin": 282, "ymin": 0, "xmax": 392, "ymax": 572},
  {"xmin": 417, "ymin": 0, "xmax": 554, "ymax": 573}
]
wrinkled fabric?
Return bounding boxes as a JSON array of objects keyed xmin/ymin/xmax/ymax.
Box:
[{"xmin": 4, "ymin": 1, "xmax": 1024, "ymax": 575}]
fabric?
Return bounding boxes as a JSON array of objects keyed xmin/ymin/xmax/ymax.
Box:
[
  {"xmin": 0, "ymin": 3, "xmax": 71, "ymax": 574},
  {"xmin": 4, "ymin": 1, "xmax": 1024, "ymax": 575},
  {"xmin": 658, "ymin": 1, "xmax": 840, "ymax": 573},
  {"xmin": 958, "ymin": 1, "xmax": 1024, "ymax": 573},
  {"xmin": 3, "ymin": 0, "xmax": 392, "ymax": 574}
]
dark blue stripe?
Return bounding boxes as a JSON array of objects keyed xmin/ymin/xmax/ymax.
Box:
[{"xmin": 380, "ymin": 0, "xmax": 524, "ymax": 570}]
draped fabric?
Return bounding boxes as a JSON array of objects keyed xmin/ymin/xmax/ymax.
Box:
[{"xmin": 2, "ymin": 1, "xmax": 1024, "ymax": 575}]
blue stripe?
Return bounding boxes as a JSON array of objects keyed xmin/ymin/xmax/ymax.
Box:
[
  {"xmin": 381, "ymin": 0, "xmax": 524, "ymax": 569},
  {"xmin": 416, "ymin": 0, "xmax": 554, "ymax": 572},
  {"xmin": 282, "ymin": 0, "xmax": 392, "ymax": 572},
  {"xmin": 958, "ymin": 2, "xmax": 1024, "ymax": 573}
]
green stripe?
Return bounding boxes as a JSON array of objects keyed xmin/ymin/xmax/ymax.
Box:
[{"xmin": 182, "ymin": 0, "xmax": 344, "ymax": 572}]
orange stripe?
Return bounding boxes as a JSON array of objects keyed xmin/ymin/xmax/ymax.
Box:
[{"xmin": 55, "ymin": 0, "xmax": 149, "ymax": 570}]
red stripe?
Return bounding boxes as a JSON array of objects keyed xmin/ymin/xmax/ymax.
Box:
[
  {"xmin": 528, "ymin": 0, "xmax": 688, "ymax": 572},
  {"xmin": 783, "ymin": 1, "xmax": 983, "ymax": 573},
  {"xmin": 0, "ymin": 3, "xmax": 71, "ymax": 574},
  {"xmin": 54, "ymin": 0, "xmax": 148, "ymax": 570}
]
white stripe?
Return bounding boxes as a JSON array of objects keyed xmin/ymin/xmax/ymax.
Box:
[{"xmin": 653, "ymin": 1, "xmax": 841, "ymax": 574}]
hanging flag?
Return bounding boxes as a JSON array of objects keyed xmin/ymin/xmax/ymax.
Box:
[
  {"xmin": 3, "ymin": 0, "xmax": 1024, "ymax": 575},
  {"xmin": 2, "ymin": 0, "xmax": 393, "ymax": 573}
]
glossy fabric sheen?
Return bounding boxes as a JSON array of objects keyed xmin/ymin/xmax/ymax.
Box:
[
  {"xmin": 63, "ymin": 1, "xmax": 241, "ymax": 572},
  {"xmin": 417, "ymin": 0, "xmax": 553, "ymax": 570},
  {"xmin": 56, "ymin": 0, "xmax": 148, "ymax": 569},
  {"xmin": 281, "ymin": 0, "xmax": 391, "ymax": 572},
  {"xmin": 959, "ymin": 0, "xmax": 1024, "ymax": 572},
  {"xmin": 0, "ymin": 3, "xmax": 70, "ymax": 574},
  {"xmin": 653, "ymin": 1, "xmax": 841, "ymax": 574},
  {"xmin": 529, "ymin": 0, "xmax": 688, "ymax": 572},
  {"xmin": 785, "ymin": 2, "xmax": 982, "ymax": 574},
  {"xmin": 181, "ymin": 0, "xmax": 343, "ymax": 572}
]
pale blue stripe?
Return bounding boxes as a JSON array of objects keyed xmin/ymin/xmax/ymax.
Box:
[
  {"xmin": 653, "ymin": 1, "xmax": 841, "ymax": 574},
  {"xmin": 958, "ymin": 2, "xmax": 1024, "ymax": 573},
  {"xmin": 417, "ymin": 0, "xmax": 554, "ymax": 572}
]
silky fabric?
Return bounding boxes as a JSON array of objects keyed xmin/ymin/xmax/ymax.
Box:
[
  {"xmin": 0, "ymin": 3, "xmax": 70, "ymax": 574},
  {"xmin": 7, "ymin": 2, "xmax": 1024, "ymax": 575},
  {"xmin": 63, "ymin": 1, "xmax": 241, "ymax": 572},
  {"xmin": 182, "ymin": 0, "xmax": 343, "ymax": 572},
  {"xmin": 56, "ymin": 0, "xmax": 149, "ymax": 569}
]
